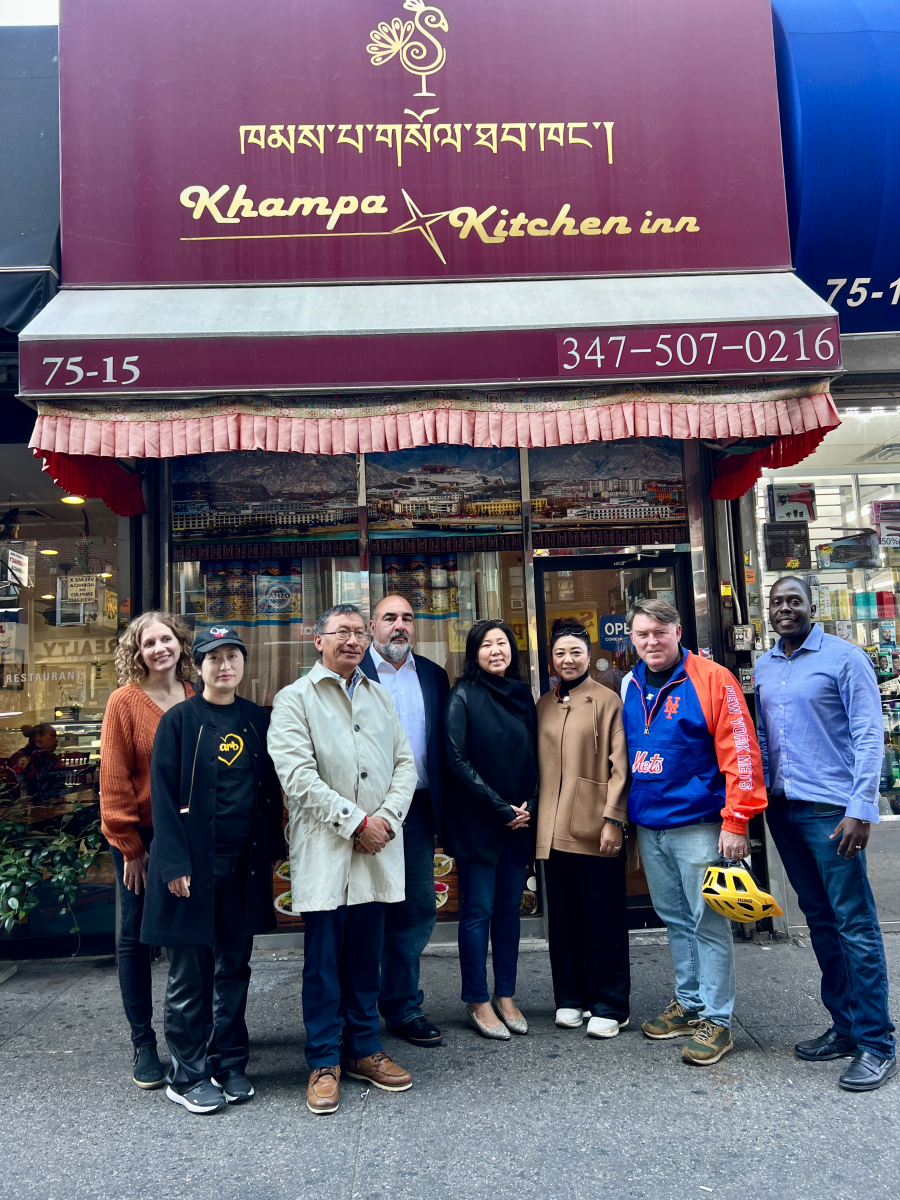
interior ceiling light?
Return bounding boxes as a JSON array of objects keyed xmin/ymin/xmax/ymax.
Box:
[
  {"xmin": 61, "ymin": 495, "xmax": 85, "ymax": 505},
  {"xmin": 39, "ymin": 549, "xmax": 58, "ymax": 555},
  {"xmin": 41, "ymin": 594, "xmax": 54, "ymax": 600}
]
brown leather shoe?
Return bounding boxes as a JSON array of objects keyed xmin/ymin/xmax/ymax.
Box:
[
  {"xmin": 341, "ymin": 1050, "xmax": 412, "ymax": 1092},
  {"xmin": 306, "ymin": 1065, "xmax": 340, "ymax": 1114}
]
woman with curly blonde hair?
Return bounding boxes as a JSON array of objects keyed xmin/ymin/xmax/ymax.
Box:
[{"xmin": 100, "ymin": 611, "xmax": 195, "ymax": 1089}]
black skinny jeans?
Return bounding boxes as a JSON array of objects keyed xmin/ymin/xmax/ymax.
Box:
[{"xmin": 111, "ymin": 830, "xmax": 156, "ymax": 1049}]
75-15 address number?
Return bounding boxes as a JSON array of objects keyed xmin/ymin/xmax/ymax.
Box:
[{"xmin": 42, "ymin": 355, "xmax": 141, "ymax": 386}]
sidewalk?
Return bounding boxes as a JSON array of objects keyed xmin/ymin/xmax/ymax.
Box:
[{"xmin": 0, "ymin": 936, "xmax": 897, "ymax": 1200}]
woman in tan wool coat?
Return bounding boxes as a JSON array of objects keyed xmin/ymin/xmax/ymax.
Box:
[{"xmin": 536, "ymin": 618, "xmax": 631, "ymax": 1040}]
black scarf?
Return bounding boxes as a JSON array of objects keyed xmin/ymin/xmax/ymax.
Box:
[
  {"xmin": 556, "ymin": 668, "xmax": 590, "ymax": 700},
  {"xmin": 464, "ymin": 670, "xmax": 537, "ymax": 804}
]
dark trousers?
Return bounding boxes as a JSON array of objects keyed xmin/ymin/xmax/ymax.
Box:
[
  {"xmin": 379, "ymin": 789, "xmax": 437, "ymax": 1027},
  {"xmin": 544, "ymin": 848, "xmax": 630, "ymax": 1020},
  {"xmin": 767, "ymin": 797, "xmax": 895, "ymax": 1059},
  {"xmin": 111, "ymin": 830, "xmax": 156, "ymax": 1048},
  {"xmin": 301, "ymin": 901, "xmax": 386, "ymax": 1069},
  {"xmin": 164, "ymin": 854, "xmax": 253, "ymax": 1088},
  {"xmin": 456, "ymin": 838, "xmax": 529, "ymax": 1004}
]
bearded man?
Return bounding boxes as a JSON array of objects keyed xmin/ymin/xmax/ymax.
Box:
[{"xmin": 360, "ymin": 594, "xmax": 451, "ymax": 1047}]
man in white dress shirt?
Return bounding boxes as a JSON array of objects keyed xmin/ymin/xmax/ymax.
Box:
[{"xmin": 361, "ymin": 595, "xmax": 451, "ymax": 1047}]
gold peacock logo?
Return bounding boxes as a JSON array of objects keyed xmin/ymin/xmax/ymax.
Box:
[{"xmin": 367, "ymin": 0, "xmax": 449, "ymax": 98}]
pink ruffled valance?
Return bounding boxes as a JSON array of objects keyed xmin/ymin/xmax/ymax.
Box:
[{"xmin": 30, "ymin": 385, "xmax": 840, "ymax": 459}]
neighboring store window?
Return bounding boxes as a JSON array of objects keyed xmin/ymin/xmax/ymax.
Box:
[
  {"xmin": 757, "ymin": 472, "xmax": 900, "ymax": 820},
  {"xmin": 0, "ymin": 492, "xmax": 119, "ymax": 763}
]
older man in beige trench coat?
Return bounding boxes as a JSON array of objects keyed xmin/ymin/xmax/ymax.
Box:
[{"xmin": 268, "ymin": 603, "xmax": 418, "ymax": 1116}]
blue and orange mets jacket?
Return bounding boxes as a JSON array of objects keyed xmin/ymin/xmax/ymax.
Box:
[{"xmin": 621, "ymin": 648, "xmax": 767, "ymax": 834}]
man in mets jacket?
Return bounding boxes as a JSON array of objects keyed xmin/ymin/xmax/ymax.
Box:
[{"xmin": 621, "ymin": 598, "xmax": 767, "ymax": 1066}]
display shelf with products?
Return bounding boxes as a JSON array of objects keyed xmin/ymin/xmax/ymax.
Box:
[{"xmin": 757, "ymin": 474, "xmax": 900, "ymax": 821}]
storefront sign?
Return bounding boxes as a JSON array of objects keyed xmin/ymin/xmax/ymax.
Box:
[
  {"xmin": 558, "ymin": 320, "xmax": 839, "ymax": 378},
  {"xmin": 59, "ymin": 0, "xmax": 790, "ymax": 285},
  {"xmin": 67, "ymin": 575, "xmax": 97, "ymax": 604},
  {"xmin": 6, "ymin": 550, "xmax": 28, "ymax": 588},
  {"xmin": 599, "ymin": 614, "xmax": 628, "ymax": 649},
  {"xmin": 24, "ymin": 318, "xmax": 840, "ymax": 395}
]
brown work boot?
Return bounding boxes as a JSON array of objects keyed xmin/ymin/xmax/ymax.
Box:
[
  {"xmin": 306, "ymin": 1065, "xmax": 340, "ymax": 1114},
  {"xmin": 341, "ymin": 1050, "xmax": 412, "ymax": 1092}
]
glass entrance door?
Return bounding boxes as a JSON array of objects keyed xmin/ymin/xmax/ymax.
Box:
[{"xmin": 534, "ymin": 551, "xmax": 694, "ymax": 928}]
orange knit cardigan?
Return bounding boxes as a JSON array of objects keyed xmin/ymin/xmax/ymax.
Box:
[{"xmin": 99, "ymin": 681, "xmax": 194, "ymax": 860}]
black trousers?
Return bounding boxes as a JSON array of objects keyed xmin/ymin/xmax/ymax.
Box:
[
  {"xmin": 544, "ymin": 848, "xmax": 631, "ymax": 1021},
  {"xmin": 111, "ymin": 827, "xmax": 155, "ymax": 1048},
  {"xmin": 164, "ymin": 854, "xmax": 253, "ymax": 1088}
]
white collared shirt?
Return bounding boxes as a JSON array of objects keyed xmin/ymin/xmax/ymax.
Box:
[{"xmin": 368, "ymin": 645, "xmax": 428, "ymax": 789}]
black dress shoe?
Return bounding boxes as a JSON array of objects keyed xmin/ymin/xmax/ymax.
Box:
[
  {"xmin": 386, "ymin": 1015, "xmax": 443, "ymax": 1046},
  {"xmin": 839, "ymin": 1051, "xmax": 897, "ymax": 1092},
  {"xmin": 795, "ymin": 1028, "xmax": 858, "ymax": 1061}
]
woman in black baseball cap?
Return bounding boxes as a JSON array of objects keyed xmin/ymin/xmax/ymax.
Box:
[{"xmin": 141, "ymin": 625, "xmax": 285, "ymax": 1114}]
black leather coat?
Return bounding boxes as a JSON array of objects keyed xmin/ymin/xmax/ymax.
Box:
[
  {"xmin": 442, "ymin": 679, "xmax": 538, "ymax": 867},
  {"xmin": 140, "ymin": 694, "xmax": 284, "ymax": 948}
]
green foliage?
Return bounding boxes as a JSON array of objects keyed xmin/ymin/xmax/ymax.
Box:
[{"xmin": 0, "ymin": 782, "xmax": 103, "ymax": 937}]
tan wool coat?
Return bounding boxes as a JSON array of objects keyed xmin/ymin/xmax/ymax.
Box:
[{"xmin": 535, "ymin": 676, "xmax": 630, "ymax": 860}]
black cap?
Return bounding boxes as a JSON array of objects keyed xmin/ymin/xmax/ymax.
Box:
[{"xmin": 192, "ymin": 625, "xmax": 247, "ymax": 657}]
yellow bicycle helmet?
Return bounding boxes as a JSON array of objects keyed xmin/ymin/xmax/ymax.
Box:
[{"xmin": 702, "ymin": 859, "xmax": 783, "ymax": 923}]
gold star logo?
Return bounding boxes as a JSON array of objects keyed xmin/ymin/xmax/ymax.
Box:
[{"xmin": 390, "ymin": 189, "xmax": 453, "ymax": 263}]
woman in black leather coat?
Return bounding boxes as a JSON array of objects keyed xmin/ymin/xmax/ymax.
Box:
[{"xmin": 442, "ymin": 619, "xmax": 538, "ymax": 1039}]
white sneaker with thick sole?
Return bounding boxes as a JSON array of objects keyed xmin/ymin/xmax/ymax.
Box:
[
  {"xmin": 555, "ymin": 1008, "xmax": 588, "ymax": 1028},
  {"xmin": 587, "ymin": 1016, "xmax": 629, "ymax": 1039},
  {"xmin": 165, "ymin": 1082, "xmax": 226, "ymax": 1114}
]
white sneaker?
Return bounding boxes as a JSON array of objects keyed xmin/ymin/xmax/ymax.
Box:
[
  {"xmin": 587, "ymin": 1016, "xmax": 629, "ymax": 1039},
  {"xmin": 555, "ymin": 1008, "xmax": 587, "ymax": 1028}
]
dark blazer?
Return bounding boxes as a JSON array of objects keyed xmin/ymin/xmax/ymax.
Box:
[
  {"xmin": 359, "ymin": 646, "xmax": 450, "ymax": 832},
  {"xmin": 141, "ymin": 694, "xmax": 284, "ymax": 948},
  {"xmin": 442, "ymin": 680, "xmax": 538, "ymax": 868}
]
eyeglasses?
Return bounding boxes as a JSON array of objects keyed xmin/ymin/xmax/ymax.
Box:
[
  {"xmin": 319, "ymin": 628, "xmax": 371, "ymax": 643},
  {"xmin": 553, "ymin": 624, "xmax": 589, "ymax": 638}
]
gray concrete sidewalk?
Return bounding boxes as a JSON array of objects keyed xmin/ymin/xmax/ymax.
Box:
[{"xmin": 0, "ymin": 936, "xmax": 897, "ymax": 1200}]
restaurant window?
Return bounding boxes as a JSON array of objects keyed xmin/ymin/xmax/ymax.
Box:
[{"xmin": 0, "ymin": 445, "xmax": 120, "ymax": 952}]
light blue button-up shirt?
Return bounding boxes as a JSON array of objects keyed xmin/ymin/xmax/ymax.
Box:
[{"xmin": 754, "ymin": 623, "xmax": 883, "ymax": 822}]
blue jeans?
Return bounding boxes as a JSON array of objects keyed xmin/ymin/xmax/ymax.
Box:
[
  {"xmin": 111, "ymin": 837, "xmax": 156, "ymax": 1048},
  {"xmin": 456, "ymin": 838, "xmax": 528, "ymax": 1004},
  {"xmin": 767, "ymin": 797, "xmax": 896, "ymax": 1059},
  {"xmin": 638, "ymin": 822, "xmax": 735, "ymax": 1027},
  {"xmin": 379, "ymin": 789, "xmax": 437, "ymax": 1027},
  {"xmin": 301, "ymin": 902, "xmax": 385, "ymax": 1069}
]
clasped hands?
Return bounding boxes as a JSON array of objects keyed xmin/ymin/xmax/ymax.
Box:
[
  {"xmin": 507, "ymin": 803, "xmax": 531, "ymax": 831},
  {"xmin": 353, "ymin": 815, "xmax": 393, "ymax": 855}
]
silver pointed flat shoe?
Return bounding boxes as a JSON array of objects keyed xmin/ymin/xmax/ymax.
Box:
[
  {"xmin": 492, "ymin": 995, "xmax": 528, "ymax": 1035},
  {"xmin": 466, "ymin": 1003, "xmax": 511, "ymax": 1040}
]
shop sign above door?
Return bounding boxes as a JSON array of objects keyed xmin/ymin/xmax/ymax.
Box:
[{"xmin": 59, "ymin": 0, "xmax": 791, "ymax": 285}]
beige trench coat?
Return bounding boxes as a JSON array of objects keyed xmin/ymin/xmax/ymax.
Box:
[{"xmin": 267, "ymin": 661, "xmax": 418, "ymax": 913}]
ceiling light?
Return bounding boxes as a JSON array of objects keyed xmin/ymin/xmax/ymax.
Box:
[
  {"xmin": 98, "ymin": 572, "xmax": 113, "ymax": 578},
  {"xmin": 41, "ymin": 594, "xmax": 55, "ymax": 600},
  {"xmin": 61, "ymin": 496, "xmax": 85, "ymax": 505},
  {"xmin": 40, "ymin": 549, "xmax": 58, "ymax": 556}
]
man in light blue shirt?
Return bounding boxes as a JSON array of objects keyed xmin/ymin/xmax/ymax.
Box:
[{"xmin": 755, "ymin": 576, "xmax": 896, "ymax": 1092}]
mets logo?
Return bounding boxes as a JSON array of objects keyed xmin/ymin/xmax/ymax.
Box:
[
  {"xmin": 663, "ymin": 696, "xmax": 680, "ymax": 720},
  {"xmin": 632, "ymin": 751, "xmax": 664, "ymax": 775}
]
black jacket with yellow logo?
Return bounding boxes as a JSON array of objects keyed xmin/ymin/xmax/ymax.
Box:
[{"xmin": 141, "ymin": 693, "xmax": 284, "ymax": 947}]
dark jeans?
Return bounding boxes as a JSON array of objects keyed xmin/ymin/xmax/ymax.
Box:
[
  {"xmin": 456, "ymin": 838, "xmax": 529, "ymax": 1004},
  {"xmin": 545, "ymin": 848, "xmax": 630, "ymax": 1021},
  {"xmin": 767, "ymin": 797, "xmax": 895, "ymax": 1059},
  {"xmin": 379, "ymin": 789, "xmax": 437, "ymax": 1027},
  {"xmin": 301, "ymin": 901, "xmax": 385, "ymax": 1069},
  {"xmin": 164, "ymin": 854, "xmax": 253, "ymax": 1088},
  {"xmin": 111, "ymin": 830, "xmax": 156, "ymax": 1049}
]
